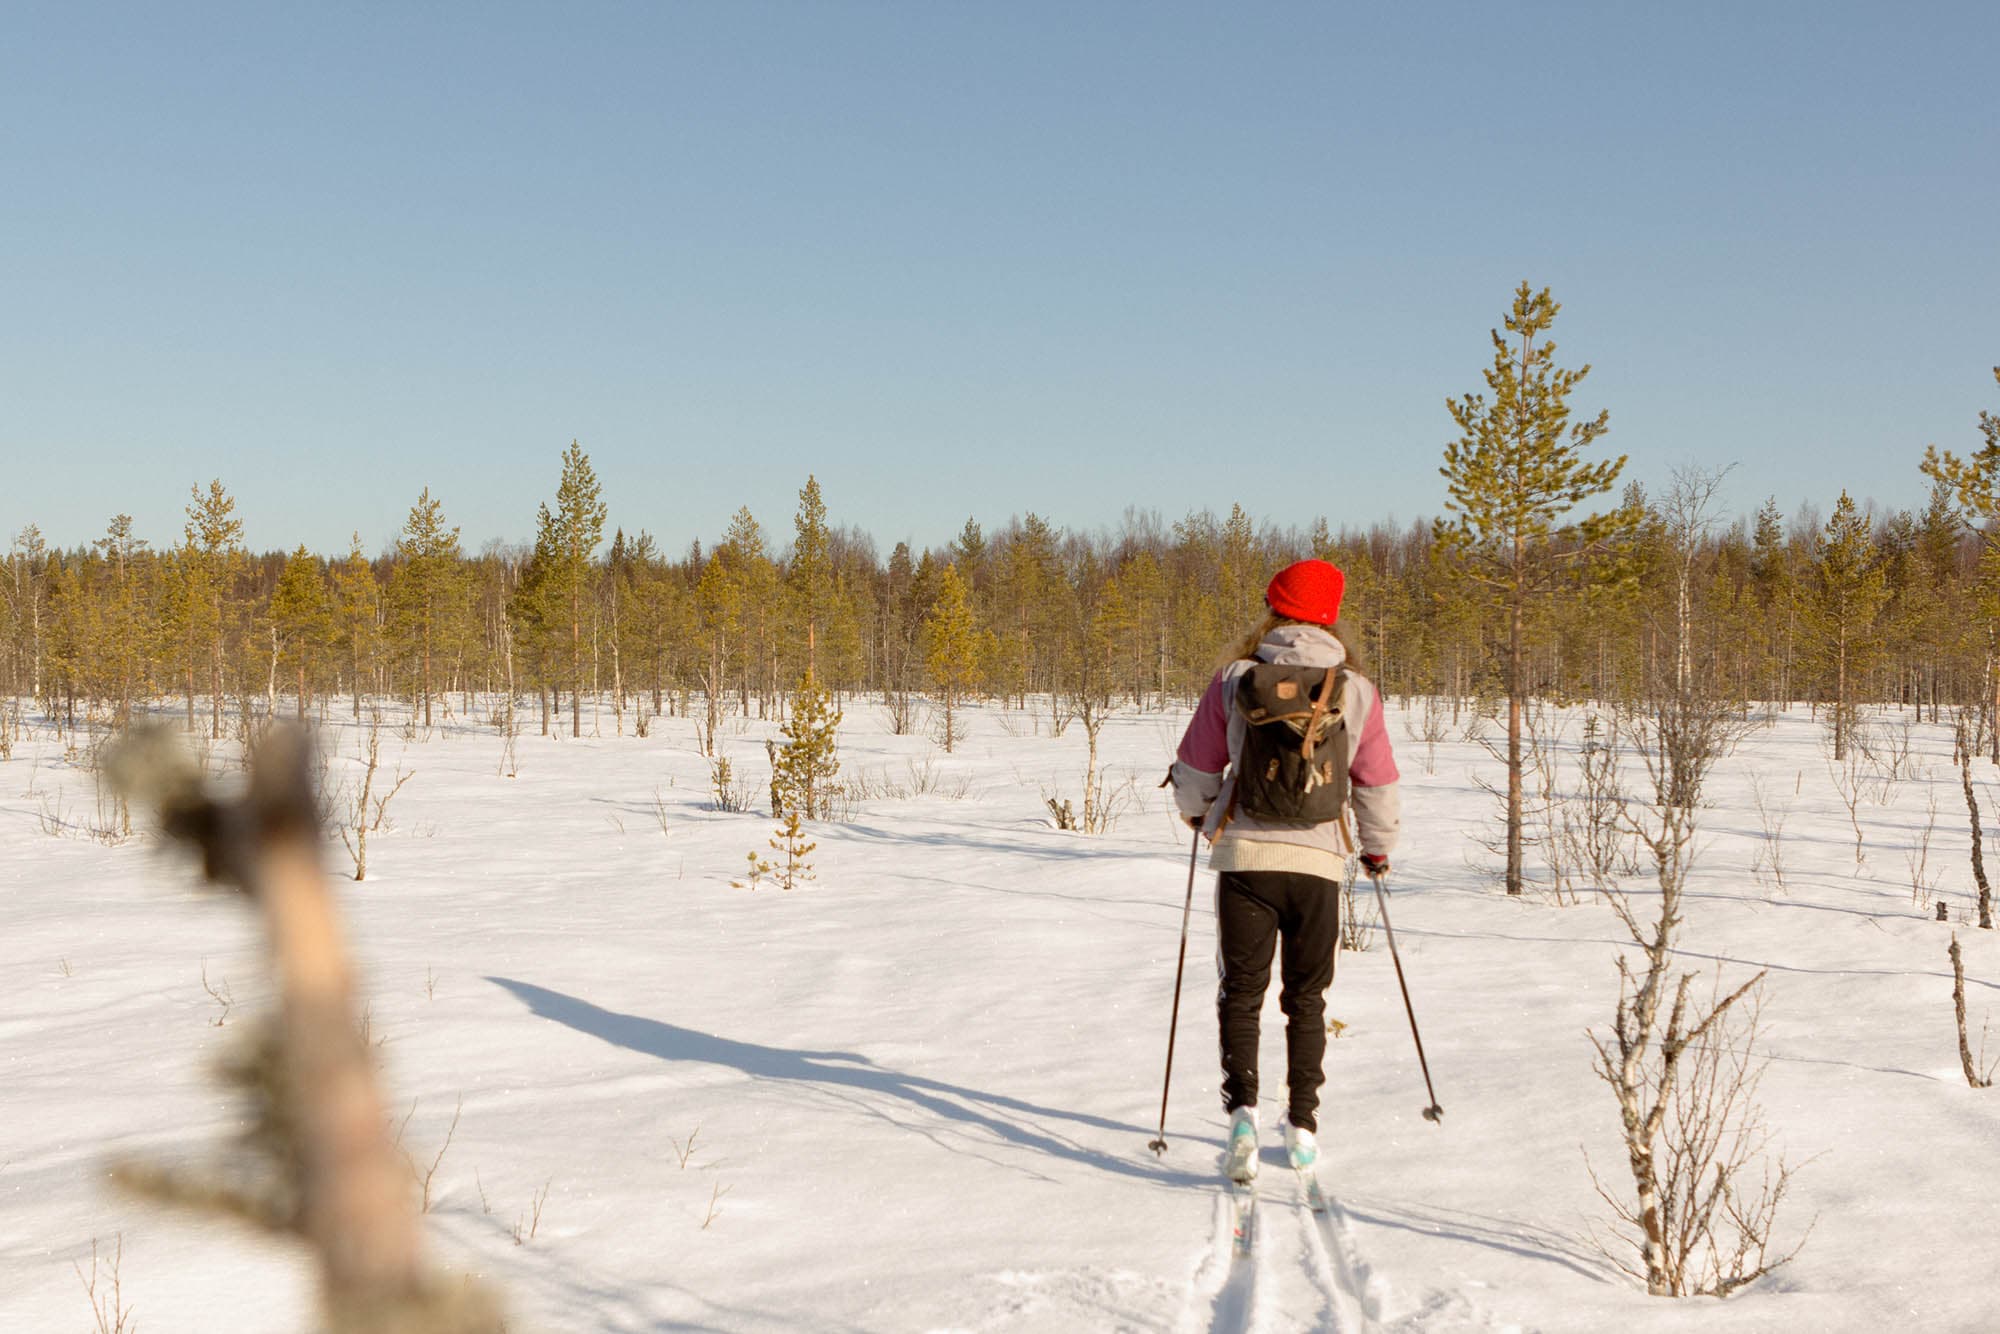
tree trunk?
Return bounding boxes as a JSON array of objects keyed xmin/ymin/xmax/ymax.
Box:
[
  {"xmin": 1506, "ymin": 594, "xmax": 1525, "ymax": 896},
  {"xmin": 1834, "ymin": 623, "xmax": 1848, "ymax": 762}
]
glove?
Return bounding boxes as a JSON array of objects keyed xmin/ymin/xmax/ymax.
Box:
[{"xmin": 1359, "ymin": 853, "xmax": 1391, "ymax": 880}]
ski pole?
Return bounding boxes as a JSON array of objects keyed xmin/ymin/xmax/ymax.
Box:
[
  {"xmin": 1147, "ymin": 829, "xmax": 1203, "ymax": 1156},
  {"xmin": 1370, "ymin": 871, "xmax": 1444, "ymax": 1123}
]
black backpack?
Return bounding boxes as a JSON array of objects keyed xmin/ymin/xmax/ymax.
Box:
[{"xmin": 1230, "ymin": 662, "xmax": 1350, "ymax": 828}]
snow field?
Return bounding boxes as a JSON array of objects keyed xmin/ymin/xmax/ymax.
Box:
[{"xmin": 2, "ymin": 698, "xmax": 1998, "ymax": 1332}]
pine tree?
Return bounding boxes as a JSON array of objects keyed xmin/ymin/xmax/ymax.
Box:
[
  {"xmin": 1920, "ymin": 368, "xmax": 2000, "ymax": 754},
  {"xmin": 1435, "ymin": 283, "xmax": 1636, "ymax": 895},
  {"xmin": 388, "ymin": 488, "xmax": 462, "ymax": 729},
  {"xmin": 8, "ymin": 526, "xmax": 50, "ymax": 703},
  {"xmin": 691, "ymin": 552, "xmax": 738, "ymax": 753},
  {"xmin": 269, "ymin": 546, "xmax": 332, "ymax": 721},
  {"xmin": 330, "ymin": 534, "xmax": 380, "ymax": 719},
  {"xmin": 952, "ymin": 518, "xmax": 987, "ymax": 592},
  {"xmin": 182, "ymin": 481, "xmax": 245, "ymax": 738},
  {"xmin": 789, "ymin": 476, "xmax": 833, "ymax": 673},
  {"xmin": 720, "ymin": 507, "xmax": 780, "ymax": 716},
  {"xmin": 924, "ymin": 563, "xmax": 979, "ymax": 753},
  {"xmin": 1749, "ymin": 498, "xmax": 1797, "ymax": 707},
  {"xmin": 536, "ymin": 441, "xmax": 608, "ymax": 738},
  {"xmin": 1805, "ymin": 492, "xmax": 1888, "ymax": 760},
  {"xmin": 89, "ymin": 515, "xmax": 148, "ymax": 724},
  {"xmin": 774, "ymin": 668, "xmax": 841, "ymax": 820}
]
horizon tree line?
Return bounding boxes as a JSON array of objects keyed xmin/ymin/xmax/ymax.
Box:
[{"xmin": 2, "ymin": 330, "xmax": 1993, "ymax": 791}]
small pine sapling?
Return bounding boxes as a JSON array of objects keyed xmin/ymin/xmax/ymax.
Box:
[
  {"xmin": 765, "ymin": 807, "xmax": 817, "ymax": 890},
  {"xmin": 774, "ymin": 669, "xmax": 841, "ymax": 821}
]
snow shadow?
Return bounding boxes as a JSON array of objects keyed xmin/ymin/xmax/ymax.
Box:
[{"xmin": 489, "ymin": 977, "xmax": 1210, "ymax": 1188}]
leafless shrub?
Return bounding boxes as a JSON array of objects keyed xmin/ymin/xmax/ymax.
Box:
[
  {"xmin": 1907, "ymin": 785, "xmax": 1942, "ymax": 910},
  {"xmin": 497, "ymin": 703, "xmax": 519, "ymax": 779},
  {"xmin": 1587, "ymin": 692, "xmax": 1806, "ymax": 1297},
  {"xmin": 1042, "ymin": 754, "xmax": 1136, "ymax": 835},
  {"xmin": 34, "ymin": 788, "xmax": 73, "ymax": 837},
  {"xmin": 400, "ymin": 1097, "xmax": 462, "ymax": 1215},
  {"xmin": 74, "ymin": 1233, "xmax": 136, "ymax": 1334},
  {"xmin": 1401, "ymin": 693, "xmax": 1449, "ymax": 776},
  {"xmin": 1747, "ymin": 773, "xmax": 1791, "ymax": 896},
  {"xmin": 1527, "ymin": 704, "xmax": 1585, "ymax": 905},
  {"xmin": 1874, "ymin": 714, "xmax": 1919, "ymax": 788},
  {"xmin": 701, "ymin": 1180, "xmax": 730, "ymax": 1231},
  {"xmin": 201, "ymin": 960, "xmax": 234, "ymax": 1027},
  {"xmin": 670, "ymin": 1127, "xmax": 700, "ymax": 1169},
  {"xmin": 337, "ymin": 710, "xmax": 413, "ymax": 882},
  {"xmin": 34, "ymin": 787, "xmax": 132, "ymax": 845},
  {"xmin": 1949, "ymin": 935, "xmax": 1995, "ymax": 1089},
  {"xmin": 1337, "ymin": 859, "xmax": 1377, "ymax": 953},
  {"xmin": 511, "ymin": 1178, "xmax": 552, "ymax": 1245},
  {"xmin": 1046, "ymin": 692, "xmax": 1077, "ymax": 739},
  {"xmin": 651, "ymin": 788, "xmax": 672, "ymax": 837},
  {"xmin": 709, "ymin": 756, "xmax": 751, "ymax": 813},
  {"xmin": 903, "ymin": 755, "xmax": 970, "ymax": 800},
  {"xmin": 1820, "ymin": 727, "xmax": 1869, "ymax": 871},
  {"xmin": 1562, "ymin": 713, "xmax": 1631, "ymax": 900},
  {"xmin": 821, "ymin": 780, "xmax": 858, "ymax": 822},
  {"xmin": 884, "ymin": 688, "xmax": 916, "ymax": 737},
  {"xmin": 1589, "ymin": 980, "xmax": 1811, "ymax": 1296}
]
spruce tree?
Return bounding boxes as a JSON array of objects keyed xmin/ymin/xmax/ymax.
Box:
[{"xmin": 1436, "ymin": 283, "xmax": 1636, "ymax": 895}]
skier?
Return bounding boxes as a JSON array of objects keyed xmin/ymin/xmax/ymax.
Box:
[{"xmin": 1169, "ymin": 558, "xmax": 1401, "ymax": 1184}]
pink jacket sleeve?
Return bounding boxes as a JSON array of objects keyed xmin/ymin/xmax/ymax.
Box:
[
  {"xmin": 1348, "ymin": 689, "xmax": 1399, "ymax": 787},
  {"xmin": 1176, "ymin": 671, "xmax": 1231, "ymax": 773}
]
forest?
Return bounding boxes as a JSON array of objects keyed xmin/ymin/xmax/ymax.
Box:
[{"xmin": 5, "ymin": 374, "xmax": 1998, "ymax": 762}]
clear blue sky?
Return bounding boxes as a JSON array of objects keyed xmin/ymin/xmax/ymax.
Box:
[{"xmin": 5, "ymin": 2, "xmax": 1995, "ymax": 557}]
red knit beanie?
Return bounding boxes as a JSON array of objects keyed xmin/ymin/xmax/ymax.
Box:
[{"xmin": 1265, "ymin": 559, "xmax": 1345, "ymax": 625}]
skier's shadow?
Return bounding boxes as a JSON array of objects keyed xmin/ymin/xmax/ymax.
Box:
[{"xmin": 489, "ymin": 977, "xmax": 1208, "ymax": 1187}]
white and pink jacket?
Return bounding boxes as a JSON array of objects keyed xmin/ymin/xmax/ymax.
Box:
[{"xmin": 1169, "ymin": 624, "xmax": 1401, "ymax": 881}]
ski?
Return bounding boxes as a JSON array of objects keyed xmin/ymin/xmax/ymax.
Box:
[
  {"xmin": 1229, "ymin": 1180, "xmax": 1257, "ymax": 1256},
  {"xmin": 1293, "ymin": 1160, "xmax": 1331, "ymax": 1215}
]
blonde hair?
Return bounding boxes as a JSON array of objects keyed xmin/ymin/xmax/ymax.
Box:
[{"xmin": 1223, "ymin": 611, "xmax": 1368, "ymax": 675}]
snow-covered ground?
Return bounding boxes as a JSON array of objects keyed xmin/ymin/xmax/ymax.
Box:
[{"xmin": 3, "ymin": 696, "xmax": 1997, "ymax": 1333}]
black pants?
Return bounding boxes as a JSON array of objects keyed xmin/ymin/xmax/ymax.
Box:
[{"xmin": 1215, "ymin": 869, "xmax": 1339, "ymax": 1133}]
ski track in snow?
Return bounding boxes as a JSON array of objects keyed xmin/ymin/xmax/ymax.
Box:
[
  {"xmin": 1179, "ymin": 1169, "xmax": 1370, "ymax": 1334},
  {"xmin": 1180, "ymin": 1164, "xmax": 1524, "ymax": 1334}
]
